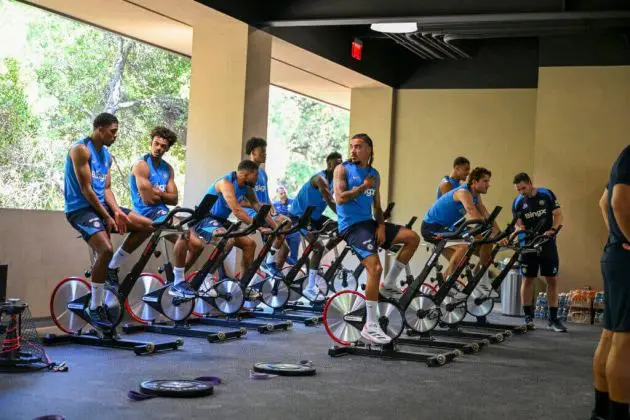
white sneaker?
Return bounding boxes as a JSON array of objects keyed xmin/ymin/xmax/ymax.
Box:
[
  {"xmin": 302, "ymin": 286, "xmax": 325, "ymax": 302},
  {"xmin": 360, "ymin": 322, "xmax": 392, "ymax": 345}
]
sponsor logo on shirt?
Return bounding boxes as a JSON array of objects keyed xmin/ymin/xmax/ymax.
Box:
[
  {"xmin": 255, "ymin": 185, "xmax": 266, "ymax": 192},
  {"xmin": 524, "ymin": 209, "xmax": 547, "ymax": 219},
  {"xmin": 364, "ymin": 188, "xmax": 376, "ymax": 197},
  {"xmin": 91, "ymin": 170, "xmax": 107, "ymax": 182}
]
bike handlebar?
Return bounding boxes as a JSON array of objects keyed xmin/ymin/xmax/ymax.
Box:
[
  {"xmin": 213, "ymin": 205, "xmax": 271, "ymax": 239},
  {"xmin": 436, "ymin": 206, "xmax": 502, "ymax": 241},
  {"xmin": 154, "ymin": 194, "xmax": 218, "ymax": 230}
]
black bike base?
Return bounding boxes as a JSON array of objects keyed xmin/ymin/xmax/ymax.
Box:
[
  {"xmin": 122, "ymin": 322, "xmax": 246, "ymax": 343},
  {"xmin": 187, "ymin": 313, "xmax": 292, "ymax": 334},
  {"xmin": 396, "ymin": 333, "xmax": 487, "ymax": 354},
  {"xmin": 42, "ymin": 332, "xmax": 182, "ymax": 355},
  {"xmin": 408, "ymin": 325, "xmax": 509, "ymax": 344},
  {"xmin": 328, "ymin": 342, "xmax": 459, "ymax": 367},
  {"xmin": 283, "ymin": 301, "xmax": 324, "ymax": 314},
  {"xmin": 251, "ymin": 307, "xmax": 322, "ymax": 326},
  {"xmin": 459, "ymin": 317, "xmax": 529, "ymax": 335}
]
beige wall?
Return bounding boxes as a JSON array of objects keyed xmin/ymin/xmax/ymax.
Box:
[
  {"xmin": 184, "ymin": 20, "xmax": 271, "ymax": 207},
  {"xmin": 391, "ymin": 89, "xmax": 538, "ymax": 271},
  {"xmin": 349, "ymin": 87, "xmax": 395, "ymax": 202},
  {"xmin": 534, "ymin": 66, "xmax": 630, "ymax": 290}
]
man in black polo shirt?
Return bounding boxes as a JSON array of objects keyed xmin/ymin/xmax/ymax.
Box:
[
  {"xmin": 512, "ymin": 172, "xmax": 567, "ymax": 332},
  {"xmin": 591, "ymin": 145, "xmax": 630, "ymax": 420}
]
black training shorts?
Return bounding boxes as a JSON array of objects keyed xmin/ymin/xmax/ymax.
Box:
[{"xmin": 602, "ymin": 245, "xmax": 630, "ymax": 332}]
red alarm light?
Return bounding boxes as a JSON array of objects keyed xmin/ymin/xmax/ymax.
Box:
[{"xmin": 351, "ymin": 38, "xmax": 363, "ymax": 60}]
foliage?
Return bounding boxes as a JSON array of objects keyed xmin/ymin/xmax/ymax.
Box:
[
  {"xmin": 0, "ymin": 0, "xmax": 189, "ymax": 210},
  {"xmin": 0, "ymin": 0, "xmax": 350, "ymax": 215},
  {"xmin": 267, "ymin": 87, "xmax": 349, "ymax": 197}
]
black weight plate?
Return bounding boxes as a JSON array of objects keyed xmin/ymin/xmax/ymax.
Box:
[
  {"xmin": 252, "ymin": 362, "xmax": 316, "ymax": 377},
  {"xmin": 139, "ymin": 380, "xmax": 214, "ymax": 398}
]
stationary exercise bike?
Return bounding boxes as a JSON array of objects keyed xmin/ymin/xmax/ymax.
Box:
[
  {"xmin": 461, "ymin": 221, "xmax": 563, "ymax": 331},
  {"xmin": 324, "ymin": 209, "xmax": 500, "ymax": 345},
  {"xmin": 259, "ymin": 212, "xmax": 335, "ymax": 310},
  {"xmin": 182, "ymin": 206, "xmax": 307, "ymax": 333},
  {"xmin": 46, "ymin": 195, "xmax": 216, "ymax": 354}
]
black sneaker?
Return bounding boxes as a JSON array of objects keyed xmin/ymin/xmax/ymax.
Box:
[
  {"xmin": 86, "ymin": 305, "xmax": 114, "ymax": 330},
  {"xmin": 168, "ymin": 282, "xmax": 197, "ymax": 299},
  {"xmin": 106, "ymin": 268, "xmax": 120, "ymax": 293},
  {"xmin": 524, "ymin": 315, "xmax": 536, "ymax": 329},
  {"xmin": 547, "ymin": 318, "xmax": 568, "ymax": 333}
]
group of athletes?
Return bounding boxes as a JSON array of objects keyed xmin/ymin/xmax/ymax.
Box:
[{"xmin": 63, "ymin": 112, "xmax": 630, "ymax": 419}]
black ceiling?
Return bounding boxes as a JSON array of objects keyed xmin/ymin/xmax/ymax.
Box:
[{"xmin": 195, "ymin": 0, "xmax": 630, "ymax": 88}]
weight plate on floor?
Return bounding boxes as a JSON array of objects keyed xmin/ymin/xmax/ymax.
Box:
[
  {"xmin": 139, "ymin": 380, "xmax": 214, "ymax": 398},
  {"xmin": 252, "ymin": 362, "xmax": 316, "ymax": 377}
]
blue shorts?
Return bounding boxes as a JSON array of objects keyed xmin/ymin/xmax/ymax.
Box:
[
  {"xmin": 341, "ymin": 220, "xmax": 400, "ymax": 261},
  {"xmin": 142, "ymin": 207, "xmax": 169, "ymax": 223},
  {"xmin": 66, "ymin": 204, "xmax": 131, "ymax": 242},
  {"xmin": 420, "ymin": 221, "xmax": 450, "ymax": 245},
  {"xmin": 194, "ymin": 217, "xmax": 232, "ymax": 243}
]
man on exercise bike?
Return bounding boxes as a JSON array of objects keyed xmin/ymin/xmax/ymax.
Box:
[
  {"xmin": 240, "ymin": 137, "xmax": 290, "ymax": 278},
  {"xmin": 64, "ymin": 113, "xmax": 153, "ymax": 329},
  {"xmin": 128, "ymin": 126, "xmax": 204, "ymax": 294},
  {"xmin": 169, "ymin": 159, "xmax": 278, "ymax": 300},
  {"xmin": 289, "ymin": 151, "xmax": 343, "ymax": 301},
  {"xmin": 436, "ymin": 156, "xmax": 471, "ymax": 199},
  {"xmin": 334, "ymin": 133, "xmax": 420, "ymax": 345},
  {"xmin": 421, "ymin": 167, "xmax": 504, "ymax": 289}
]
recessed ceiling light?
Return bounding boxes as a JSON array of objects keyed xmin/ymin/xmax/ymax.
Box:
[{"xmin": 370, "ymin": 22, "xmax": 418, "ymax": 34}]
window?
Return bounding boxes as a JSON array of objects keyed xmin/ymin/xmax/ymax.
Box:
[
  {"xmin": 0, "ymin": 0, "xmax": 190, "ymax": 210},
  {"xmin": 266, "ymin": 86, "xmax": 349, "ymax": 219}
]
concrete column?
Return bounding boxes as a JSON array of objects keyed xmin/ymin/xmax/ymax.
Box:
[
  {"xmin": 184, "ymin": 19, "xmax": 271, "ymax": 207},
  {"xmin": 349, "ymin": 87, "xmax": 395, "ymax": 203}
]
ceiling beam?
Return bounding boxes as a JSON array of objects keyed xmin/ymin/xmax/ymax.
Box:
[
  {"xmin": 264, "ymin": 10, "xmax": 630, "ymax": 28},
  {"xmin": 261, "ymin": 0, "xmax": 566, "ymax": 27}
]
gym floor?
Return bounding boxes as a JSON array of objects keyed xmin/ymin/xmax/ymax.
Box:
[{"xmin": 2, "ymin": 314, "xmax": 598, "ymax": 420}]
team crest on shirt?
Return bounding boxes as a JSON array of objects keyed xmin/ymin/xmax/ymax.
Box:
[
  {"xmin": 539, "ymin": 200, "xmax": 545, "ymax": 206},
  {"xmin": 522, "ymin": 203, "xmax": 528, "ymax": 209}
]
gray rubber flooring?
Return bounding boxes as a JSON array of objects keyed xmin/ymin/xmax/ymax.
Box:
[{"xmin": 1, "ymin": 314, "xmax": 600, "ymax": 420}]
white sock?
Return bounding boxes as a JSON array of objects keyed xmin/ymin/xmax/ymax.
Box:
[
  {"xmin": 90, "ymin": 283, "xmax": 104, "ymax": 310},
  {"xmin": 173, "ymin": 267, "xmax": 185, "ymax": 285},
  {"xmin": 365, "ymin": 300, "xmax": 378, "ymax": 325},
  {"xmin": 108, "ymin": 248, "xmax": 130, "ymax": 270},
  {"xmin": 307, "ymin": 269, "xmax": 318, "ymax": 289},
  {"xmin": 384, "ymin": 260, "xmax": 405, "ymax": 288},
  {"xmin": 265, "ymin": 245, "xmax": 279, "ymax": 265}
]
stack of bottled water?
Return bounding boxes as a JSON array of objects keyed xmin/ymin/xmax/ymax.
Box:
[
  {"xmin": 535, "ymin": 292, "xmax": 570, "ymax": 321},
  {"xmin": 534, "ymin": 292, "xmax": 548, "ymax": 319}
]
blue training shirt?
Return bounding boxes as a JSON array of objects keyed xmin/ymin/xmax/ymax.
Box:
[
  {"xmin": 205, "ymin": 171, "xmax": 249, "ymax": 220},
  {"xmin": 336, "ymin": 161, "xmax": 379, "ymax": 233},
  {"xmin": 289, "ymin": 170, "xmax": 333, "ymax": 221},
  {"xmin": 424, "ymin": 184, "xmax": 478, "ymax": 229},
  {"xmin": 273, "ymin": 198, "xmax": 292, "ymax": 216},
  {"xmin": 64, "ymin": 137, "xmax": 111, "ymax": 213},
  {"xmin": 245, "ymin": 166, "xmax": 270, "ymax": 217},
  {"xmin": 436, "ymin": 176, "xmax": 461, "ymax": 199},
  {"xmin": 129, "ymin": 153, "xmax": 170, "ymax": 218}
]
